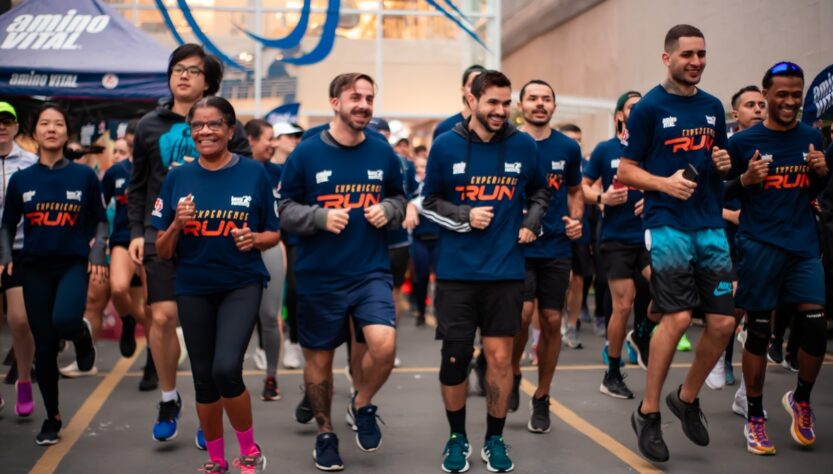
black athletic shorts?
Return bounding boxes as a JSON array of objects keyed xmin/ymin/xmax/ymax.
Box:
[
  {"xmin": 144, "ymin": 241, "xmax": 176, "ymax": 304},
  {"xmin": 600, "ymin": 241, "xmax": 650, "ymax": 280},
  {"xmin": 388, "ymin": 246, "xmax": 410, "ymax": 288},
  {"xmin": 570, "ymin": 242, "xmax": 594, "ymax": 278},
  {"xmin": 434, "ymin": 280, "xmax": 524, "ymax": 341},
  {"xmin": 523, "ymin": 258, "xmax": 571, "ymax": 310},
  {"xmin": 2, "ymin": 250, "xmax": 23, "ymax": 290}
]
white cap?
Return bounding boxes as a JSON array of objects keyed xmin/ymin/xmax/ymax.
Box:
[{"xmin": 273, "ymin": 122, "xmax": 303, "ymax": 137}]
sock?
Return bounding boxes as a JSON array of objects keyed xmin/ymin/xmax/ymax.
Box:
[
  {"xmin": 161, "ymin": 389, "xmax": 178, "ymax": 403},
  {"xmin": 531, "ymin": 328, "xmax": 541, "ymax": 346},
  {"xmin": 513, "ymin": 373, "xmax": 521, "ymax": 389},
  {"xmin": 145, "ymin": 348, "xmax": 156, "ymax": 371},
  {"xmin": 747, "ymin": 395, "xmax": 764, "ymax": 419},
  {"xmin": 485, "ymin": 414, "xmax": 505, "ymax": 440},
  {"xmin": 206, "ymin": 437, "xmax": 226, "ymax": 464},
  {"xmin": 608, "ymin": 357, "xmax": 621, "ymax": 377},
  {"xmin": 446, "ymin": 407, "xmax": 466, "ymax": 436},
  {"xmin": 636, "ymin": 318, "xmax": 657, "ymax": 340},
  {"xmin": 235, "ymin": 426, "xmax": 259, "ymax": 456},
  {"xmin": 794, "ymin": 377, "xmax": 814, "ymax": 403}
]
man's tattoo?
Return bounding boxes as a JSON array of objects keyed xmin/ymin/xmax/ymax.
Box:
[{"xmin": 306, "ymin": 380, "xmax": 333, "ymax": 430}]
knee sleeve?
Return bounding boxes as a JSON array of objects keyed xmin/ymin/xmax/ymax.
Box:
[
  {"xmin": 439, "ymin": 340, "xmax": 474, "ymax": 386},
  {"xmin": 798, "ymin": 309, "xmax": 827, "ymax": 357},
  {"xmin": 744, "ymin": 310, "xmax": 772, "ymax": 356}
]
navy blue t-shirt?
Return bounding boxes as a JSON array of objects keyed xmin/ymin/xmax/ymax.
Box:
[
  {"xmin": 727, "ymin": 122, "xmax": 827, "ymax": 258},
  {"xmin": 422, "ymin": 129, "xmax": 546, "ymax": 281},
  {"xmin": 102, "ymin": 160, "xmax": 132, "ymax": 245},
  {"xmin": 279, "ymin": 133, "xmax": 405, "ymax": 294},
  {"xmin": 524, "ymin": 130, "xmax": 582, "ymax": 259},
  {"xmin": 432, "ymin": 112, "xmax": 464, "ymax": 141},
  {"xmin": 622, "ymin": 85, "xmax": 728, "ymax": 231},
  {"xmin": 3, "ymin": 160, "xmax": 106, "ymax": 262},
  {"xmin": 584, "ymin": 137, "xmax": 644, "ymax": 245},
  {"xmin": 151, "ymin": 156, "xmax": 279, "ymax": 295}
]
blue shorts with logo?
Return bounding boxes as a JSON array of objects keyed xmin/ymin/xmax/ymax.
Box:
[
  {"xmin": 646, "ymin": 226, "xmax": 734, "ymax": 316},
  {"xmin": 735, "ymin": 235, "xmax": 825, "ymax": 312},
  {"xmin": 297, "ymin": 272, "xmax": 396, "ymax": 350}
]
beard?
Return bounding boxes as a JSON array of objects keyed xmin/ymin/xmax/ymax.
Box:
[
  {"xmin": 671, "ymin": 67, "xmax": 701, "ymax": 87},
  {"xmin": 474, "ymin": 109, "xmax": 506, "ymax": 133},
  {"xmin": 338, "ymin": 106, "xmax": 370, "ymax": 131}
]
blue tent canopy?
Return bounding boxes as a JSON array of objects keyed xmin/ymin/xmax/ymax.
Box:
[{"xmin": 0, "ymin": 0, "xmax": 170, "ymax": 100}]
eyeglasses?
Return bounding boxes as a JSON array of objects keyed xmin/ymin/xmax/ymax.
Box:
[
  {"xmin": 769, "ymin": 61, "xmax": 802, "ymax": 75},
  {"xmin": 172, "ymin": 65, "xmax": 204, "ymax": 76},
  {"xmin": 0, "ymin": 118, "xmax": 16, "ymax": 127},
  {"xmin": 189, "ymin": 119, "xmax": 225, "ymax": 132}
]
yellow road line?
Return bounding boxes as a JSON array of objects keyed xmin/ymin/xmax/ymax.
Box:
[
  {"xmin": 519, "ymin": 378, "xmax": 663, "ymax": 474},
  {"xmin": 30, "ymin": 340, "xmax": 146, "ymax": 474}
]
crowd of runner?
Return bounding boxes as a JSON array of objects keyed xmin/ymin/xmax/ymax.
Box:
[{"xmin": 0, "ymin": 22, "xmax": 831, "ymax": 473}]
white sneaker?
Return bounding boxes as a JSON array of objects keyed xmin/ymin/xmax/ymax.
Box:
[
  {"xmin": 176, "ymin": 327, "xmax": 188, "ymax": 367},
  {"xmin": 253, "ymin": 348, "xmax": 267, "ymax": 371},
  {"xmin": 705, "ymin": 356, "xmax": 726, "ymax": 390},
  {"xmin": 282, "ymin": 341, "xmax": 302, "ymax": 369},
  {"xmin": 393, "ymin": 356, "xmax": 401, "ymax": 368},
  {"xmin": 732, "ymin": 386, "xmax": 767, "ymax": 419},
  {"xmin": 563, "ymin": 326, "xmax": 583, "ymax": 349},
  {"xmin": 59, "ymin": 360, "xmax": 99, "ymax": 378}
]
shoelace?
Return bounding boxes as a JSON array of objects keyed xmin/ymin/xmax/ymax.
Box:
[
  {"xmin": 318, "ymin": 436, "xmax": 340, "ymax": 460},
  {"xmin": 444, "ymin": 437, "xmax": 468, "ymax": 456},
  {"xmin": 488, "ymin": 439, "xmax": 512, "ymax": 459},
  {"xmin": 684, "ymin": 403, "xmax": 708, "ymax": 428},
  {"xmin": 796, "ymin": 401, "xmax": 815, "ymax": 429},
  {"xmin": 157, "ymin": 400, "xmax": 179, "ymax": 422},
  {"xmin": 356, "ymin": 409, "xmax": 386, "ymax": 431},
  {"xmin": 749, "ymin": 419, "xmax": 769, "ymax": 444},
  {"xmin": 233, "ymin": 455, "xmax": 260, "ymax": 473},
  {"xmin": 198, "ymin": 462, "xmax": 225, "ymax": 473}
]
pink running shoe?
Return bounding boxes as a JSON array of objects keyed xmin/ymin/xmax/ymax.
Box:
[{"xmin": 16, "ymin": 380, "xmax": 34, "ymax": 417}]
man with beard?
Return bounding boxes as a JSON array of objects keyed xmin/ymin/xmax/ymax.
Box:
[
  {"xmin": 508, "ymin": 80, "xmax": 583, "ymax": 434},
  {"xmin": 432, "ymin": 65, "xmax": 487, "ymax": 141},
  {"xmin": 618, "ymin": 25, "xmax": 736, "ymax": 463},
  {"xmin": 278, "ymin": 73, "xmax": 406, "ymax": 471},
  {"xmin": 422, "ymin": 70, "xmax": 549, "ymax": 473},
  {"xmin": 583, "ymin": 91, "xmax": 661, "ymax": 399},
  {"xmin": 726, "ymin": 62, "xmax": 829, "ymax": 455}
]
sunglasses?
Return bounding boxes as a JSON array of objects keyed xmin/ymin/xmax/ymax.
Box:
[{"xmin": 769, "ymin": 61, "xmax": 802, "ymax": 75}]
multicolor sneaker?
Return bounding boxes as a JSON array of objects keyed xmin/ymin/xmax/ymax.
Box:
[
  {"xmin": 198, "ymin": 460, "xmax": 229, "ymax": 473},
  {"xmin": 195, "ymin": 426, "xmax": 207, "ymax": 450},
  {"xmin": 442, "ymin": 433, "xmax": 471, "ymax": 473},
  {"xmin": 601, "ymin": 345, "xmax": 625, "ymax": 367},
  {"xmin": 626, "ymin": 341, "xmax": 638, "ymax": 365},
  {"xmin": 313, "ymin": 432, "xmax": 344, "ymax": 471},
  {"xmin": 481, "ymin": 435, "xmax": 513, "ymax": 472},
  {"xmin": 626, "ymin": 329, "xmax": 649, "ymax": 370},
  {"xmin": 152, "ymin": 394, "xmax": 182, "ymax": 441},
  {"xmin": 745, "ymin": 417, "xmax": 776, "ymax": 455},
  {"xmin": 676, "ymin": 333, "xmax": 692, "ymax": 352},
  {"xmin": 15, "ymin": 380, "xmax": 34, "ymax": 417},
  {"xmin": 234, "ymin": 447, "xmax": 267, "ymax": 474},
  {"xmin": 782, "ymin": 391, "xmax": 815, "ymax": 446}
]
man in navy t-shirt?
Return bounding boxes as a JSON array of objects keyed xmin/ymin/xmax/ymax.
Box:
[
  {"xmin": 726, "ymin": 62, "xmax": 830, "ymax": 455},
  {"xmin": 278, "ymin": 73, "xmax": 406, "ymax": 471},
  {"xmin": 432, "ymin": 65, "xmax": 486, "ymax": 141},
  {"xmin": 617, "ymin": 25, "xmax": 737, "ymax": 463},
  {"xmin": 422, "ymin": 70, "xmax": 549, "ymax": 473},
  {"xmin": 508, "ymin": 79, "xmax": 583, "ymax": 434}
]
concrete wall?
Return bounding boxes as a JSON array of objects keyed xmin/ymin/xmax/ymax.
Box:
[{"xmin": 502, "ymin": 0, "xmax": 833, "ymax": 149}]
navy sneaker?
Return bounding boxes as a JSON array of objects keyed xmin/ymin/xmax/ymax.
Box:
[
  {"xmin": 152, "ymin": 394, "xmax": 181, "ymax": 441},
  {"xmin": 481, "ymin": 435, "xmax": 513, "ymax": 472},
  {"xmin": 442, "ymin": 432, "xmax": 471, "ymax": 473},
  {"xmin": 313, "ymin": 432, "xmax": 344, "ymax": 471},
  {"xmin": 355, "ymin": 404, "xmax": 383, "ymax": 452},
  {"xmin": 195, "ymin": 426, "xmax": 206, "ymax": 450}
]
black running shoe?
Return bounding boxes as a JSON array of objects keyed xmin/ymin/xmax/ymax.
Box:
[
  {"xmin": 296, "ymin": 391, "xmax": 314, "ymax": 424},
  {"xmin": 631, "ymin": 405, "xmax": 668, "ymax": 462},
  {"xmin": 36, "ymin": 418, "xmax": 62, "ymax": 446},
  {"xmin": 119, "ymin": 316, "xmax": 137, "ymax": 358},
  {"xmin": 74, "ymin": 319, "xmax": 96, "ymax": 372},
  {"xmin": 665, "ymin": 385, "xmax": 709, "ymax": 446},
  {"xmin": 261, "ymin": 376, "xmax": 280, "ymax": 401},
  {"xmin": 527, "ymin": 395, "xmax": 551, "ymax": 433},
  {"xmin": 508, "ymin": 374, "xmax": 521, "ymax": 413},
  {"xmin": 766, "ymin": 339, "xmax": 783, "ymax": 364},
  {"xmin": 626, "ymin": 329, "xmax": 649, "ymax": 371},
  {"xmin": 139, "ymin": 356, "xmax": 159, "ymax": 392},
  {"xmin": 600, "ymin": 371, "xmax": 634, "ymax": 399}
]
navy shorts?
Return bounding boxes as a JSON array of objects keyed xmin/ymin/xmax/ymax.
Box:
[
  {"xmin": 735, "ymin": 235, "xmax": 825, "ymax": 312},
  {"xmin": 297, "ymin": 273, "xmax": 396, "ymax": 350}
]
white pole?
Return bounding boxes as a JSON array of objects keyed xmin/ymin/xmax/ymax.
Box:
[{"xmin": 254, "ymin": 0, "xmax": 263, "ymax": 117}]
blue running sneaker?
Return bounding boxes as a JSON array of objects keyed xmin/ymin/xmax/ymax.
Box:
[
  {"xmin": 481, "ymin": 436, "xmax": 513, "ymax": 472},
  {"xmin": 195, "ymin": 426, "xmax": 206, "ymax": 450},
  {"xmin": 601, "ymin": 345, "xmax": 625, "ymax": 367},
  {"xmin": 442, "ymin": 433, "xmax": 471, "ymax": 473},
  {"xmin": 626, "ymin": 341, "xmax": 638, "ymax": 365},
  {"xmin": 355, "ymin": 404, "xmax": 383, "ymax": 452},
  {"xmin": 313, "ymin": 432, "xmax": 344, "ymax": 471},
  {"xmin": 152, "ymin": 394, "xmax": 181, "ymax": 441}
]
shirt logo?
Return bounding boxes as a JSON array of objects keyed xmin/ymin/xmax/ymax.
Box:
[
  {"xmin": 315, "ymin": 169, "xmax": 332, "ymax": 184},
  {"xmin": 231, "ymin": 195, "xmax": 252, "ymax": 208},
  {"xmin": 452, "ymin": 161, "xmax": 466, "ymax": 175},
  {"xmin": 551, "ymin": 160, "xmax": 565, "ymax": 171},
  {"xmin": 367, "ymin": 169, "xmax": 384, "ymax": 181},
  {"xmin": 152, "ymin": 197, "xmax": 163, "ymax": 218},
  {"xmin": 802, "ymin": 152, "xmax": 809, "ymax": 162},
  {"xmin": 504, "ymin": 162, "xmax": 522, "ymax": 173},
  {"xmin": 66, "ymin": 190, "xmax": 82, "ymax": 201},
  {"xmin": 22, "ymin": 190, "xmax": 36, "ymax": 203},
  {"xmin": 713, "ymin": 281, "xmax": 733, "ymax": 297},
  {"xmin": 705, "ymin": 115, "xmax": 716, "ymax": 126},
  {"xmin": 115, "ymin": 178, "xmax": 126, "ymax": 188},
  {"xmin": 662, "ymin": 116, "xmax": 677, "ymax": 129},
  {"xmin": 761, "ymin": 153, "xmax": 773, "ymax": 162},
  {"xmin": 611, "ymin": 158, "xmax": 621, "ymax": 169}
]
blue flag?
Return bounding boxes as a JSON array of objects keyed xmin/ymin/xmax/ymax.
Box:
[{"xmin": 802, "ymin": 64, "xmax": 833, "ymax": 124}]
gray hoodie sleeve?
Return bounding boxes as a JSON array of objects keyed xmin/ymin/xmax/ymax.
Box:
[
  {"xmin": 277, "ymin": 199, "xmax": 329, "ymax": 236},
  {"xmin": 380, "ymin": 195, "xmax": 408, "ymax": 229},
  {"xmin": 422, "ymin": 195, "xmax": 472, "ymax": 232}
]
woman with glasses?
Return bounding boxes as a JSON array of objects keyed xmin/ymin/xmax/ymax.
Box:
[
  {"xmin": 0, "ymin": 103, "xmax": 108, "ymax": 445},
  {"xmin": 153, "ymin": 97, "xmax": 279, "ymax": 473}
]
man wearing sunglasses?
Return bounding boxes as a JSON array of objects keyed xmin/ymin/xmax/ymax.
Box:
[
  {"xmin": 617, "ymin": 24, "xmax": 736, "ymax": 463},
  {"xmin": 127, "ymin": 43, "xmax": 250, "ymax": 448},
  {"xmin": 726, "ymin": 61, "xmax": 829, "ymax": 455}
]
